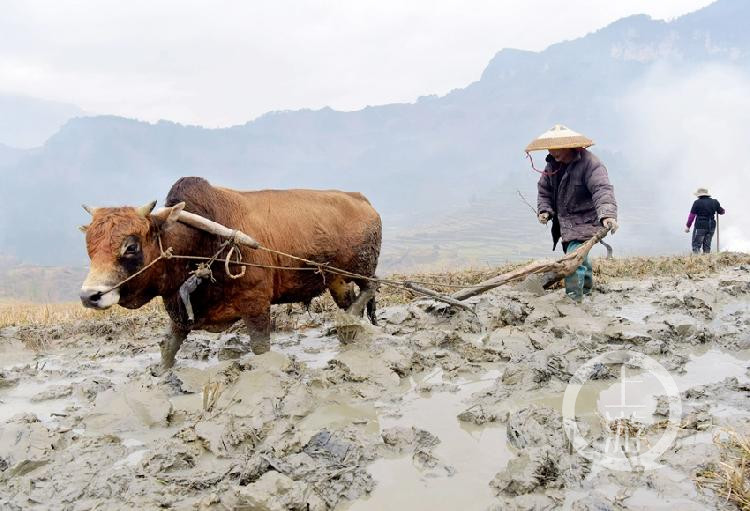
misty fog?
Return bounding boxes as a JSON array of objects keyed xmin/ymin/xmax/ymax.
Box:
[{"xmin": 621, "ymin": 64, "xmax": 748, "ymax": 251}]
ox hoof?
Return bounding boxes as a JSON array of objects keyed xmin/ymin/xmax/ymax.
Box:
[
  {"xmin": 149, "ymin": 363, "xmax": 173, "ymax": 377},
  {"xmin": 249, "ymin": 339, "xmax": 271, "ymax": 355}
]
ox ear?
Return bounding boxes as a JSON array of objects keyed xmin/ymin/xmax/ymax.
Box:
[
  {"xmin": 79, "ymin": 225, "xmax": 89, "ymax": 233},
  {"xmin": 151, "ymin": 202, "xmax": 185, "ymax": 228},
  {"xmin": 136, "ymin": 200, "xmax": 158, "ymax": 218}
]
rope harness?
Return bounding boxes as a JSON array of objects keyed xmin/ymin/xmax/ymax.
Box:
[
  {"xmin": 95, "ymin": 222, "xmax": 612, "ymax": 318},
  {"xmin": 96, "ymin": 229, "xmax": 498, "ymax": 306}
]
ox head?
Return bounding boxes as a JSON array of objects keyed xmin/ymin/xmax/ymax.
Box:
[{"xmin": 79, "ymin": 200, "xmax": 185, "ymax": 309}]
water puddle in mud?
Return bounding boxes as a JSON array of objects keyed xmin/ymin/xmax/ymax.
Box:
[
  {"xmin": 277, "ymin": 330, "xmax": 340, "ymax": 369},
  {"xmin": 0, "ymin": 338, "xmax": 37, "ymax": 368},
  {"xmin": 589, "ymin": 347, "xmax": 749, "ymax": 425},
  {"xmin": 0, "ymin": 325, "xmax": 342, "ymax": 428},
  {"xmin": 710, "ymin": 300, "xmax": 750, "ymax": 333},
  {"xmin": 614, "ymin": 302, "xmax": 659, "ymax": 324},
  {"xmin": 344, "ymin": 368, "xmax": 509, "ymax": 511},
  {"xmin": 529, "ymin": 347, "xmax": 750, "ymax": 426},
  {"xmin": 0, "ymin": 380, "xmax": 74, "ymax": 424},
  {"xmin": 345, "ymin": 347, "xmax": 750, "ymax": 510},
  {"xmin": 0, "ymin": 351, "xmax": 159, "ymax": 424}
]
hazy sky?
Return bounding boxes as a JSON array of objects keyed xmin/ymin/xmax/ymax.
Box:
[{"xmin": 1, "ymin": 0, "xmax": 714, "ymax": 127}]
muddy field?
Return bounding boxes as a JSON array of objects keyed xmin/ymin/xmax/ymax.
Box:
[{"xmin": 1, "ymin": 257, "xmax": 750, "ymax": 510}]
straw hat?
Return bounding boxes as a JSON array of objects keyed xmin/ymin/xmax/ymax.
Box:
[
  {"xmin": 525, "ymin": 124, "xmax": 594, "ymax": 152},
  {"xmin": 694, "ymin": 187, "xmax": 710, "ymax": 196}
]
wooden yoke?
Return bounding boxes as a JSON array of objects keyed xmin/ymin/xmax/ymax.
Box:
[{"xmin": 156, "ymin": 208, "xmax": 261, "ymax": 249}]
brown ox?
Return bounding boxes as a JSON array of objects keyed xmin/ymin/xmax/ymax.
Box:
[{"xmin": 80, "ymin": 177, "xmax": 382, "ymax": 373}]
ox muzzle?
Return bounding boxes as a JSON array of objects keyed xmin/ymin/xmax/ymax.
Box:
[{"xmin": 80, "ymin": 283, "xmax": 120, "ymax": 310}]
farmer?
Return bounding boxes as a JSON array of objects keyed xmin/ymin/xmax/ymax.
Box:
[
  {"xmin": 526, "ymin": 124, "xmax": 618, "ymax": 300},
  {"xmin": 685, "ymin": 187, "xmax": 725, "ymax": 254}
]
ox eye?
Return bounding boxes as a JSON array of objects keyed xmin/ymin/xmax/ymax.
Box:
[{"xmin": 123, "ymin": 242, "xmax": 140, "ymax": 256}]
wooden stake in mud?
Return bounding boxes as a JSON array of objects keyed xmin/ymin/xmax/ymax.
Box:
[
  {"xmin": 716, "ymin": 214, "xmax": 720, "ymax": 253},
  {"xmin": 451, "ymin": 227, "xmax": 612, "ymax": 301}
]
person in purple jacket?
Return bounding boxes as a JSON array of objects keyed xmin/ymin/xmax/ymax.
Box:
[{"xmin": 685, "ymin": 187, "xmax": 725, "ymax": 254}]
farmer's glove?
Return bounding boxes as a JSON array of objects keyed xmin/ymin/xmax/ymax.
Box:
[
  {"xmin": 603, "ymin": 218, "xmax": 618, "ymax": 234},
  {"xmin": 684, "ymin": 227, "xmax": 690, "ymax": 233},
  {"xmin": 538, "ymin": 212, "xmax": 551, "ymax": 225}
]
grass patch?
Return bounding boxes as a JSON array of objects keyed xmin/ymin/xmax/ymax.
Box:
[
  {"xmin": 696, "ymin": 429, "xmax": 750, "ymax": 510},
  {"xmin": 593, "ymin": 251, "xmax": 750, "ymax": 284},
  {"xmin": 0, "ymin": 299, "xmax": 166, "ymax": 329}
]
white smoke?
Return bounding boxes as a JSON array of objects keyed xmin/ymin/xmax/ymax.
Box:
[{"xmin": 620, "ymin": 63, "xmax": 750, "ymax": 253}]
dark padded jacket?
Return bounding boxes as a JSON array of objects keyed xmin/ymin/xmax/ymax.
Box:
[
  {"xmin": 689, "ymin": 196, "xmax": 725, "ymax": 230},
  {"xmin": 537, "ymin": 149, "xmax": 617, "ymax": 248}
]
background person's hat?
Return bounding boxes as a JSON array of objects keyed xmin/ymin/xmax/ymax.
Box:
[
  {"xmin": 694, "ymin": 187, "xmax": 710, "ymax": 196},
  {"xmin": 525, "ymin": 124, "xmax": 594, "ymax": 152}
]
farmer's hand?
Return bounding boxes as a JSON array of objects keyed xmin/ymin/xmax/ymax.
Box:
[
  {"xmin": 684, "ymin": 227, "xmax": 690, "ymax": 233},
  {"xmin": 538, "ymin": 212, "xmax": 550, "ymax": 225},
  {"xmin": 603, "ymin": 218, "xmax": 618, "ymax": 234}
]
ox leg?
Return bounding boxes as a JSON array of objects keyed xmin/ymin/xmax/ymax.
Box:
[
  {"xmin": 154, "ymin": 321, "xmax": 188, "ymax": 375},
  {"xmin": 346, "ymin": 281, "xmax": 378, "ymax": 323},
  {"xmin": 330, "ymin": 276, "xmax": 378, "ymax": 325},
  {"xmin": 366, "ymin": 295, "xmax": 377, "ymax": 326},
  {"xmin": 244, "ymin": 302, "xmax": 271, "ymax": 355},
  {"xmin": 355, "ymin": 279, "xmax": 378, "ymax": 325}
]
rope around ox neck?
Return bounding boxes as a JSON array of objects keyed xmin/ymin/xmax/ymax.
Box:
[{"xmin": 96, "ymin": 244, "xmax": 174, "ymax": 295}]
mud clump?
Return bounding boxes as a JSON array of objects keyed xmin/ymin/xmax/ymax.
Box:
[
  {"xmin": 491, "ymin": 406, "xmax": 590, "ymax": 501},
  {"xmin": 0, "ymin": 414, "xmax": 58, "ymax": 479},
  {"xmin": 223, "ymin": 471, "xmax": 327, "ymax": 511},
  {"xmin": 381, "ymin": 426, "xmax": 440, "ymax": 453},
  {"xmin": 457, "ymin": 405, "xmax": 502, "ymax": 425},
  {"xmin": 0, "ymin": 371, "xmax": 19, "ymax": 389},
  {"xmin": 30, "ymin": 384, "xmax": 73, "ymax": 402}
]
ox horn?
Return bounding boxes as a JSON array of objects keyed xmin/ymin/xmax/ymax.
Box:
[
  {"xmin": 82, "ymin": 204, "xmax": 97, "ymax": 216},
  {"xmin": 137, "ymin": 200, "xmax": 157, "ymax": 217}
]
